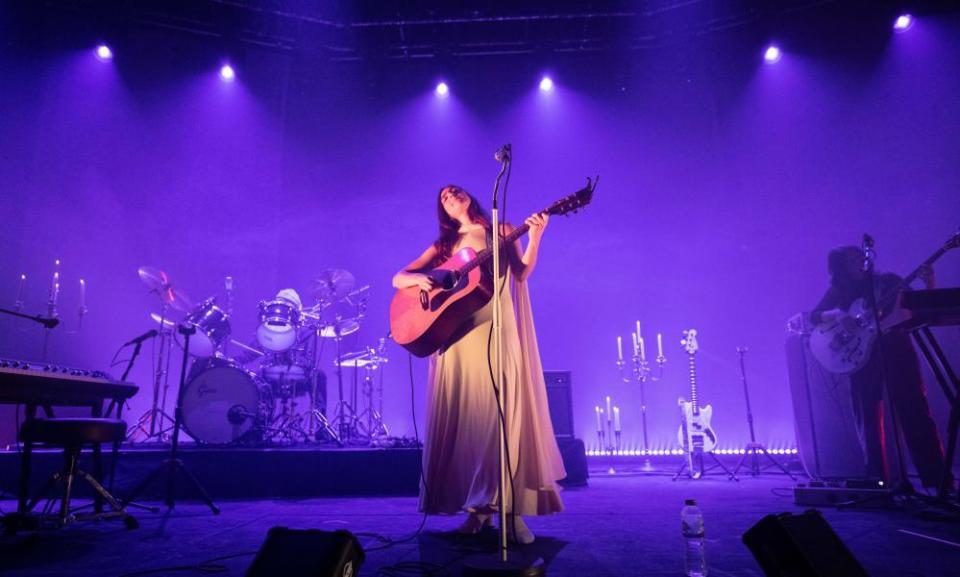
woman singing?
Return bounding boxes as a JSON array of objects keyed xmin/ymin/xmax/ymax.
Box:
[{"xmin": 392, "ymin": 185, "xmax": 565, "ymax": 544}]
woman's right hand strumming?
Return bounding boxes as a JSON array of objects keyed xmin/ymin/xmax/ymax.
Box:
[{"xmin": 393, "ymin": 271, "xmax": 437, "ymax": 291}]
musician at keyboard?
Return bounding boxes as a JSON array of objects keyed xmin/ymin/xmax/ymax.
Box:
[{"xmin": 809, "ymin": 245, "xmax": 951, "ymax": 490}]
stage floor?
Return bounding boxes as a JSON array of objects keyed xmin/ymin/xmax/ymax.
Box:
[{"xmin": 2, "ymin": 473, "xmax": 959, "ymax": 576}]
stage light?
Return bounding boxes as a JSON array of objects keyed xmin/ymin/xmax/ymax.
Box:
[
  {"xmin": 219, "ymin": 64, "xmax": 236, "ymax": 82},
  {"xmin": 539, "ymin": 76, "xmax": 554, "ymax": 92},
  {"xmin": 95, "ymin": 44, "xmax": 113, "ymax": 62},
  {"xmin": 764, "ymin": 45, "xmax": 782, "ymax": 64},
  {"xmin": 435, "ymin": 81, "xmax": 449, "ymax": 97},
  {"xmin": 893, "ymin": 14, "xmax": 913, "ymax": 32}
]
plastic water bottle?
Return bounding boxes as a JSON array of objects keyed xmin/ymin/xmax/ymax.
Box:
[{"xmin": 681, "ymin": 499, "xmax": 708, "ymax": 577}]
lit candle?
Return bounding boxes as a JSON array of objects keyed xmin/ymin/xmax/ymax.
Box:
[
  {"xmin": 16, "ymin": 274, "xmax": 25, "ymax": 303},
  {"xmin": 617, "ymin": 336, "xmax": 623, "ymax": 361},
  {"xmin": 53, "ymin": 275, "xmax": 60, "ymax": 306},
  {"xmin": 631, "ymin": 332, "xmax": 638, "ymax": 356},
  {"xmin": 613, "ymin": 406, "xmax": 621, "ymax": 432},
  {"xmin": 79, "ymin": 279, "xmax": 86, "ymax": 310},
  {"xmin": 639, "ymin": 336, "xmax": 646, "ymax": 361},
  {"xmin": 657, "ymin": 333, "xmax": 663, "ymax": 358},
  {"xmin": 636, "ymin": 320, "xmax": 642, "ymax": 344},
  {"xmin": 606, "ymin": 395, "xmax": 612, "ymax": 421},
  {"xmin": 50, "ymin": 260, "xmax": 60, "ymax": 300},
  {"xmin": 595, "ymin": 406, "xmax": 602, "ymax": 432}
]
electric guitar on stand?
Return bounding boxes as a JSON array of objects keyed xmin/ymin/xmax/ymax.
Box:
[{"xmin": 677, "ymin": 329, "xmax": 717, "ymax": 479}]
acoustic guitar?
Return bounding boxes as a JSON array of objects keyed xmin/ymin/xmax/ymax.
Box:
[{"xmin": 389, "ymin": 178, "xmax": 596, "ymax": 357}]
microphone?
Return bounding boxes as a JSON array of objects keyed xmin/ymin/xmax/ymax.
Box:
[
  {"xmin": 124, "ymin": 329, "xmax": 158, "ymax": 347},
  {"xmin": 494, "ymin": 143, "xmax": 512, "ymax": 163},
  {"xmin": 41, "ymin": 317, "xmax": 59, "ymax": 329}
]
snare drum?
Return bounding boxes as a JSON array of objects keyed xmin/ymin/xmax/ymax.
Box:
[
  {"xmin": 256, "ymin": 299, "xmax": 301, "ymax": 352},
  {"xmin": 182, "ymin": 358, "xmax": 272, "ymax": 444},
  {"xmin": 177, "ymin": 298, "xmax": 231, "ymax": 357}
]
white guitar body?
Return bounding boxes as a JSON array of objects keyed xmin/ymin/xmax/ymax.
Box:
[
  {"xmin": 677, "ymin": 400, "xmax": 718, "ymax": 454},
  {"xmin": 808, "ymin": 298, "xmax": 876, "ymax": 374}
]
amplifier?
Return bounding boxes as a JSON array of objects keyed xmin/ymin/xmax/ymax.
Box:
[{"xmin": 543, "ymin": 370, "xmax": 574, "ymax": 438}]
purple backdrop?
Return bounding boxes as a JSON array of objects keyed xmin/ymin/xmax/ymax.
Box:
[{"xmin": 2, "ymin": 12, "xmax": 959, "ymax": 453}]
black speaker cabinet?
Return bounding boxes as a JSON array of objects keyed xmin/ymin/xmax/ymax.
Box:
[
  {"xmin": 543, "ymin": 370, "xmax": 574, "ymax": 438},
  {"xmin": 246, "ymin": 527, "xmax": 364, "ymax": 577},
  {"xmin": 743, "ymin": 510, "xmax": 869, "ymax": 577}
]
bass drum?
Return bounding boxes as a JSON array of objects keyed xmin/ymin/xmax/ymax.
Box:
[{"xmin": 182, "ymin": 358, "xmax": 272, "ymax": 444}]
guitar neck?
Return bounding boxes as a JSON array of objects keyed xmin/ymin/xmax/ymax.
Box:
[
  {"xmin": 688, "ymin": 353, "xmax": 699, "ymax": 414},
  {"xmin": 878, "ymin": 242, "xmax": 953, "ymax": 310},
  {"xmin": 459, "ymin": 222, "xmax": 531, "ymax": 274}
]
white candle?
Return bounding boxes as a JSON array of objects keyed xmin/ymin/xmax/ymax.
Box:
[
  {"xmin": 617, "ymin": 336, "xmax": 623, "ymax": 361},
  {"xmin": 595, "ymin": 406, "xmax": 602, "ymax": 432},
  {"xmin": 657, "ymin": 333, "xmax": 663, "ymax": 358},
  {"xmin": 79, "ymin": 279, "xmax": 86, "ymax": 309},
  {"xmin": 636, "ymin": 320, "xmax": 642, "ymax": 344},
  {"xmin": 53, "ymin": 275, "xmax": 60, "ymax": 305},
  {"xmin": 50, "ymin": 262, "xmax": 59, "ymax": 299},
  {"xmin": 639, "ymin": 336, "xmax": 646, "ymax": 361},
  {"xmin": 613, "ymin": 406, "xmax": 621, "ymax": 432},
  {"xmin": 606, "ymin": 396, "xmax": 612, "ymax": 421},
  {"xmin": 631, "ymin": 332, "xmax": 638, "ymax": 356},
  {"xmin": 16, "ymin": 274, "xmax": 25, "ymax": 303}
]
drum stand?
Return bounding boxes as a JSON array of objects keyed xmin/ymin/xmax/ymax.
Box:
[
  {"xmin": 127, "ymin": 305, "xmax": 177, "ymax": 443},
  {"xmin": 330, "ymin": 325, "xmax": 364, "ymax": 443},
  {"xmin": 354, "ymin": 356, "xmax": 389, "ymax": 441}
]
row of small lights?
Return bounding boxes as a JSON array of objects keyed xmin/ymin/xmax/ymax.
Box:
[
  {"xmin": 585, "ymin": 448, "xmax": 800, "ymax": 457},
  {"xmin": 91, "ymin": 14, "xmax": 916, "ymax": 84}
]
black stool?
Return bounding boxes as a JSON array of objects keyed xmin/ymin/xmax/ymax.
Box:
[{"xmin": 18, "ymin": 418, "xmax": 138, "ymax": 530}]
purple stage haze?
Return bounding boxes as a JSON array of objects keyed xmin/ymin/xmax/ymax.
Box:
[{"xmin": 1, "ymin": 9, "xmax": 958, "ymax": 455}]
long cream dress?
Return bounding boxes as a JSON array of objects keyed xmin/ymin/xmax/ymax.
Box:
[{"xmin": 419, "ymin": 241, "xmax": 566, "ymax": 516}]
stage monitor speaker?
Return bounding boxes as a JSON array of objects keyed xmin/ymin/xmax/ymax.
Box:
[
  {"xmin": 743, "ymin": 510, "xmax": 869, "ymax": 577},
  {"xmin": 246, "ymin": 526, "xmax": 364, "ymax": 577},
  {"xmin": 543, "ymin": 370, "xmax": 574, "ymax": 438}
]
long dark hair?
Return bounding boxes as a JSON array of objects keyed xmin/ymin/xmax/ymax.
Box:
[
  {"xmin": 432, "ymin": 185, "xmax": 492, "ymax": 265},
  {"xmin": 828, "ymin": 245, "xmax": 864, "ymax": 287}
]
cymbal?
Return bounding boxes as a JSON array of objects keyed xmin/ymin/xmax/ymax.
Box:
[
  {"xmin": 335, "ymin": 349, "xmax": 388, "ymax": 368},
  {"xmin": 138, "ymin": 266, "xmax": 171, "ymax": 292},
  {"xmin": 311, "ymin": 269, "xmax": 355, "ymax": 301},
  {"xmin": 139, "ymin": 265, "xmax": 192, "ymax": 312},
  {"xmin": 319, "ymin": 319, "xmax": 360, "ymax": 338},
  {"xmin": 163, "ymin": 286, "xmax": 193, "ymax": 313},
  {"xmin": 149, "ymin": 312, "xmax": 176, "ymax": 329}
]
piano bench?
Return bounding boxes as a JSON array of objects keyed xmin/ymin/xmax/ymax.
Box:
[
  {"xmin": 20, "ymin": 418, "xmax": 128, "ymax": 446},
  {"xmin": 12, "ymin": 418, "xmax": 137, "ymax": 532}
]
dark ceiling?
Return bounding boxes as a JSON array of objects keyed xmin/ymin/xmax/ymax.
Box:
[{"xmin": 10, "ymin": 0, "xmax": 958, "ymax": 62}]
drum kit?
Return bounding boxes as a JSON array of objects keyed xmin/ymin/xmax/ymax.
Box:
[{"xmin": 126, "ymin": 266, "xmax": 389, "ymax": 447}]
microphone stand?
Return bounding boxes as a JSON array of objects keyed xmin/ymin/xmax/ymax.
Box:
[
  {"xmin": 463, "ymin": 145, "xmax": 544, "ymax": 577},
  {"xmin": 123, "ymin": 323, "xmax": 220, "ymax": 514}
]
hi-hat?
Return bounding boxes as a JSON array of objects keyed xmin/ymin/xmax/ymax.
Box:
[{"xmin": 312, "ymin": 269, "xmax": 355, "ymax": 301}]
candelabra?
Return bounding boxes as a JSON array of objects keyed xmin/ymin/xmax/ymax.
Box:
[{"xmin": 617, "ymin": 346, "xmax": 667, "ymax": 471}]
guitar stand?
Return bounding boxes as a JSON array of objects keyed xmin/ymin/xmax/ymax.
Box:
[{"xmin": 673, "ymin": 452, "xmax": 739, "ymax": 481}]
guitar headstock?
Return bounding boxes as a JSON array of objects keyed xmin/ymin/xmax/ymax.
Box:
[
  {"xmin": 544, "ymin": 176, "xmax": 597, "ymax": 217},
  {"xmin": 681, "ymin": 329, "xmax": 699, "ymax": 355}
]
